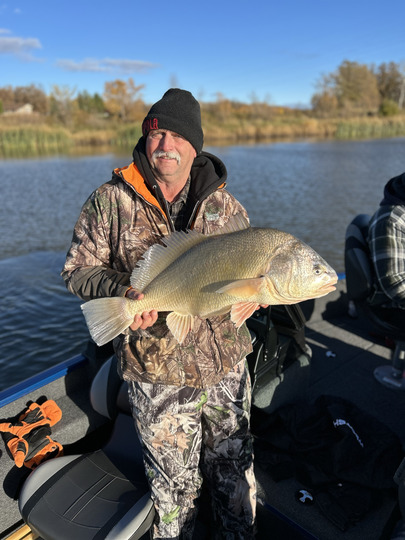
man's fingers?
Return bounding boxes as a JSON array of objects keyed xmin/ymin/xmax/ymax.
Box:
[
  {"xmin": 130, "ymin": 314, "xmax": 142, "ymax": 331},
  {"xmin": 130, "ymin": 310, "xmax": 158, "ymax": 331}
]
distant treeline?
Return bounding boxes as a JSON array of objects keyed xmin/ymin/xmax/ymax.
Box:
[{"xmin": 0, "ymin": 59, "xmax": 404, "ymax": 155}]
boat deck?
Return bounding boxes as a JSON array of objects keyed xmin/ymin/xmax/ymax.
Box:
[
  {"xmin": 1, "ymin": 280, "xmax": 405, "ymax": 539},
  {"xmin": 254, "ymin": 279, "xmax": 405, "ymax": 540}
]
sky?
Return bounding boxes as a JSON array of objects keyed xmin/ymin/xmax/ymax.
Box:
[{"xmin": 1, "ymin": 0, "xmax": 405, "ymax": 108}]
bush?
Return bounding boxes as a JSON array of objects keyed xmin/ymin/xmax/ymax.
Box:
[{"xmin": 379, "ymin": 99, "xmax": 400, "ymax": 117}]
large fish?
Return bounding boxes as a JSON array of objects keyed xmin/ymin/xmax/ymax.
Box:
[{"xmin": 81, "ymin": 214, "xmax": 337, "ymax": 346}]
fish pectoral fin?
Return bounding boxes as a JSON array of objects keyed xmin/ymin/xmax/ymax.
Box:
[
  {"xmin": 216, "ymin": 277, "xmax": 266, "ymax": 298},
  {"xmin": 231, "ymin": 302, "xmax": 260, "ymax": 328},
  {"xmin": 166, "ymin": 312, "xmax": 195, "ymax": 344}
]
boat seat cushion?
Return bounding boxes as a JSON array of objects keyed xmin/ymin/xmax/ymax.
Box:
[
  {"xmin": 90, "ymin": 355, "xmax": 130, "ymax": 419},
  {"xmin": 18, "ymin": 449, "xmax": 154, "ymax": 540}
]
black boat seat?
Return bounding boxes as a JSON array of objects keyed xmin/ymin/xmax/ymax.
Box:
[
  {"xmin": 18, "ymin": 356, "xmax": 155, "ymax": 540},
  {"xmin": 345, "ymin": 214, "xmax": 405, "ymax": 391}
]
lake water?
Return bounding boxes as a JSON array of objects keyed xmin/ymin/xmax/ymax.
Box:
[{"xmin": 1, "ymin": 137, "xmax": 404, "ymax": 390}]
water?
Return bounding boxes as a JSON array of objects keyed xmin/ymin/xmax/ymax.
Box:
[{"xmin": 1, "ymin": 138, "xmax": 404, "ymax": 390}]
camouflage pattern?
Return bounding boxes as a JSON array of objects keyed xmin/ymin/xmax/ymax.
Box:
[
  {"xmin": 128, "ymin": 359, "xmax": 256, "ymax": 539},
  {"xmin": 62, "ymin": 162, "xmax": 253, "ymax": 389}
]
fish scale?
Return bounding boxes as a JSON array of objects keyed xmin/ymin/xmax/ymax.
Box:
[{"xmin": 81, "ymin": 215, "xmax": 337, "ymax": 346}]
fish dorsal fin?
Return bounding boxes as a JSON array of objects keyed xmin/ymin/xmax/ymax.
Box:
[
  {"xmin": 210, "ymin": 213, "xmax": 250, "ymax": 236},
  {"xmin": 130, "ymin": 213, "xmax": 249, "ymax": 291},
  {"xmin": 130, "ymin": 229, "xmax": 207, "ymax": 291}
]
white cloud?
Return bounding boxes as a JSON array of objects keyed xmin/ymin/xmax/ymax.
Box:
[
  {"xmin": 102, "ymin": 58, "xmax": 158, "ymax": 73},
  {"xmin": 0, "ymin": 31, "xmax": 42, "ymax": 60},
  {"xmin": 56, "ymin": 57, "xmax": 158, "ymax": 74},
  {"xmin": 56, "ymin": 58, "xmax": 107, "ymax": 72}
]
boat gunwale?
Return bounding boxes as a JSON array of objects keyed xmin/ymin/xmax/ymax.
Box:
[{"xmin": 0, "ymin": 354, "xmax": 88, "ymax": 409}]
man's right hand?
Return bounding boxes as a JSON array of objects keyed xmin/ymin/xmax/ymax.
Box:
[{"xmin": 125, "ymin": 289, "xmax": 158, "ymax": 331}]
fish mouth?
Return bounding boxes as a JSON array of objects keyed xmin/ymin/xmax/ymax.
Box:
[
  {"xmin": 321, "ymin": 284, "xmax": 337, "ymax": 293},
  {"xmin": 318, "ymin": 276, "xmax": 338, "ymax": 294}
]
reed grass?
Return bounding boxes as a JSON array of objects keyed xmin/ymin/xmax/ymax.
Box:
[
  {"xmin": 335, "ymin": 117, "xmax": 405, "ymax": 139},
  {"xmin": 0, "ymin": 115, "xmax": 404, "ymax": 157},
  {"xmin": 110, "ymin": 124, "xmax": 143, "ymax": 147},
  {"xmin": 0, "ymin": 124, "xmax": 71, "ymax": 156},
  {"xmin": 203, "ymin": 117, "xmax": 336, "ymax": 143},
  {"xmin": 71, "ymin": 129, "xmax": 115, "ymax": 146}
]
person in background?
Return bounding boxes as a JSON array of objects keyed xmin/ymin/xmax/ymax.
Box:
[
  {"xmin": 368, "ymin": 171, "xmax": 405, "ymax": 327},
  {"xmin": 62, "ymin": 89, "xmax": 256, "ymax": 539}
]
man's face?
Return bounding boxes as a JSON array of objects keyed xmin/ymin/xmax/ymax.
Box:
[{"xmin": 146, "ymin": 129, "xmax": 197, "ymax": 183}]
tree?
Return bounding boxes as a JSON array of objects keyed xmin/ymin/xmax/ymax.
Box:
[
  {"xmin": 311, "ymin": 91, "xmax": 338, "ymax": 117},
  {"xmin": 103, "ymin": 78, "xmax": 144, "ymax": 121},
  {"xmin": 379, "ymin": 98, "xmax": 400, "ymax": 116},
  {"xmin": 49, "ymin": 85, "xmax": 76, "ymax": 125},
  {"xmin": 76, "ymin": 91, "xmax": 105, "ymax": 114},
  {"xmin": 311, "ymin": 61, "xmax": 380, "ymax": 116},
  {"xmin": 333, "ymin": 60, "xmax": 380, "ymax": 114},
  {"xmin": 311, "ymin": 73, "xmax": 340, "ymax": 116},
  {"xmin": 0, "ymin": 86, "xmax": 15, "ymax": 111},
  {"xmin": 14, "ymin": 84, "xmax": 48, "ymax": 114},
  {"xmin": 399, "ymin": 61, "xmax": 405, "ymax": 110},
  {"xmin": 374, "ymin": 62, "xmax": 403, "ymax": 104},
  {"xmin": 213, "ymin": 92, "xmax": 232, "ymax": 120}
]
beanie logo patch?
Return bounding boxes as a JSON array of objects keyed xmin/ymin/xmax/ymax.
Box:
[{"xmin": 142, "ymin": 117, "xmax": 159, "ymax": 135}]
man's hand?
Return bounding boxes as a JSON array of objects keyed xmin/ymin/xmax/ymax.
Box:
[{"xmin": 125, "ymin": 289, "xmax": 158, "ymax": 331}]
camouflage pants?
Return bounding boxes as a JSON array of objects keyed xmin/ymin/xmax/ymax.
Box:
[{"xmin": 128, "ymin": 359, "xmax": 256, "ymax": 539}]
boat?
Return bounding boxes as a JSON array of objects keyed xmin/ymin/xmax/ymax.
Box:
[{"xmin": 1, "ymin": 221, "xmax": 405, "ymax": 539}]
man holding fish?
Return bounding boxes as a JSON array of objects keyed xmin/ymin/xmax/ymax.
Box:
[{"xmin": 63, "ymin": 89, "xmax": 337, "ymax": 539}]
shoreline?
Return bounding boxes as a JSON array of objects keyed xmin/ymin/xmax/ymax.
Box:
[{"xmin": 1, "ymin": 115, "xmax": 405, "ymax": 157}]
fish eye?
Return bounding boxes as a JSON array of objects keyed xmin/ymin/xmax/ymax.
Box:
[{"xmin": 313, "ymin": 265, "xmax": 323, "ymax": 275}]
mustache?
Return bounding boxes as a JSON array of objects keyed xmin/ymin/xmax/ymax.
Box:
[{"xmin": 152, "ymin": 150, "xmax": 181, "ymax": 164}]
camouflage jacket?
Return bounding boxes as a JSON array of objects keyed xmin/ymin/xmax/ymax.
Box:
[{"xmin": 62, "ymin": 148, "xmax": 253, "ymax": 388}]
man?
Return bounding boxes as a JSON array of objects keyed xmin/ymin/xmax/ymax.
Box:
[
  {"xmin": 62, "ymin": 89, "xmax": 256, "ymax": 539},
  {"xmin": 368, "ymin": 171, "xmax": 405, "ymax": 326}
]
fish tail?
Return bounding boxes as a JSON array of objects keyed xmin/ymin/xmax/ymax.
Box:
[{"xmin": 81, "ymin": 297, "xmax": 135, "ymax": 346}]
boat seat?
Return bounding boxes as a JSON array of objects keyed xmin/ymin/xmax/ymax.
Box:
[
  {"xmin": 344, "ymin": 214, "xmax": 405, "ymax": 391},
  {"xmin": 18, "ymin": 356, "xmax": 155, "ymax": 540}
]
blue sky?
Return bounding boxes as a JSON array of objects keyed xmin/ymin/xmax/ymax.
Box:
[{"xmin": 1, "ymin": 0, "xmax": 404, "ymax": 108}]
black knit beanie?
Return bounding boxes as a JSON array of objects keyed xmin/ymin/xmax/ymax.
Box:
[{"xmin": 142, "ymin": 88, "xmax": 204, "ymax": 154}]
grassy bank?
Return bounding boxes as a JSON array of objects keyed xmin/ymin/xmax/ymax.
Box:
[
  {"xmin": 0, "ymin": 124, "xmax": 72, "ymax": 155},
  {"xmin": 334, "ymin": 117, "xmax": 405, "ymax": 139},
  {"xmin": 0, "ymin": 116, "xmax": 404, "ymax": 157}
]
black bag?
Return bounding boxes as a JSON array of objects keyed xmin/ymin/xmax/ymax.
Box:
[{"xmin": 246, "ymin": 305, "xmax": 311, "ymax": 413}]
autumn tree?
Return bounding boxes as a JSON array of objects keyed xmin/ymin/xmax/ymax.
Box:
[
  {"xmin": 333, "ymin": 60, "xmax": 380, "ymax": 114},
  {"xmin": 311, "ymin": 60, "xmax": 380, "ymax": 116},
  {"xmin": 14, "ymin": 84, "xmax": 48, "ymax": 114},
  {"xmin": 311, "ymin": 91, "xmax": 338, "ymax": 117},
  {"xmin": 49, "ymin": 85, "xmax": 76, "ymax": 126},
  {"xmin": 400, "ymin": 62, "xmax": 405, "ymax": 109},
  {"xmin": 311, "ymin": 73, "xmax": 339, "ymax": 117},
  {"xmin": 213, "ymin": 92, "xmax": 232, "ymax": 121},
  {"xmin": 375, "ymin": 62, "xmax": 402, "ymax": 102},
  {"xmin": 103, "ymin": 78, "xmax": 145, "ymax": 121},
  {"xmin": 0, "ymin": 86, "xmax": 16, "ymax": 111}
]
